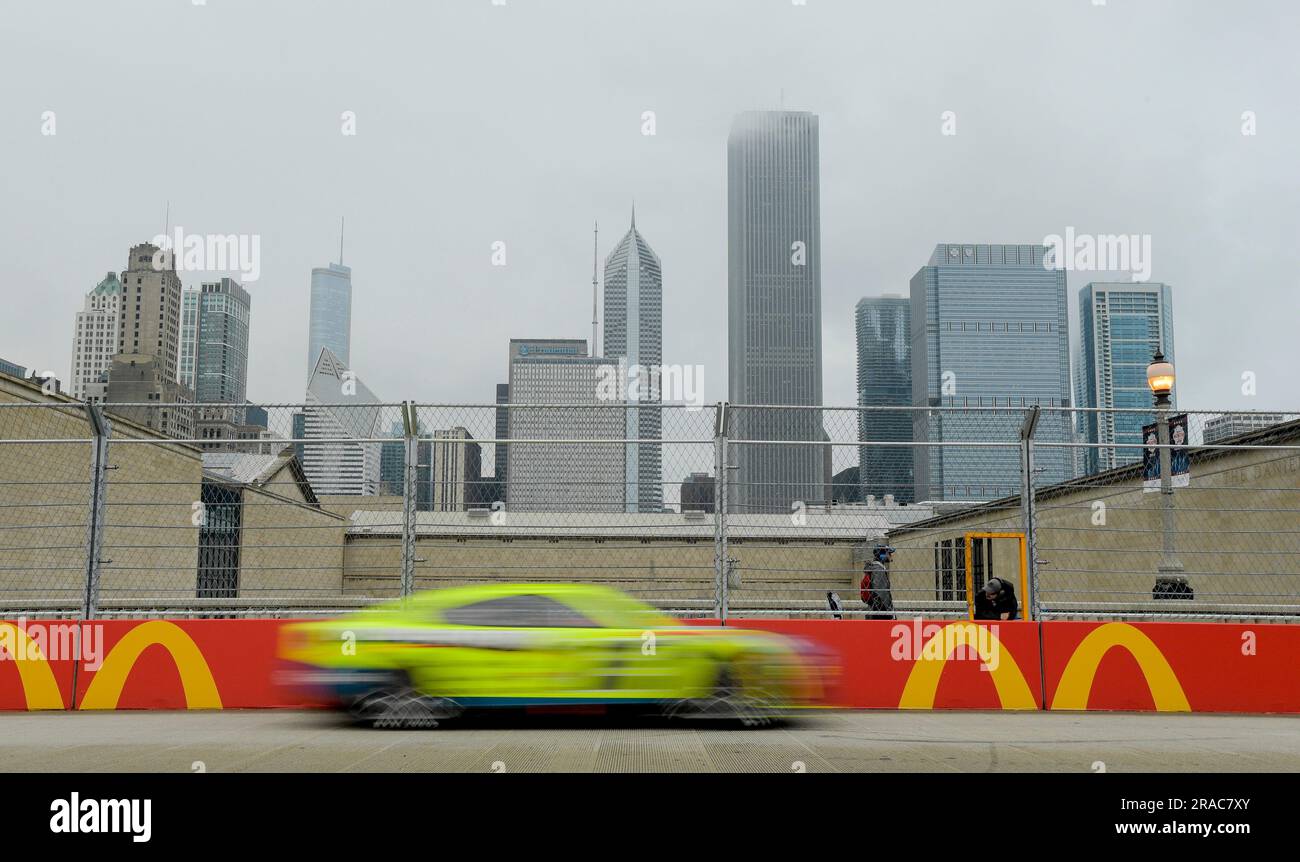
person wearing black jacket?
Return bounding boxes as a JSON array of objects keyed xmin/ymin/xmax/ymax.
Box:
[{"xmin": 974, "ymin": 578, "xmax": 1018, "ymax": 620}]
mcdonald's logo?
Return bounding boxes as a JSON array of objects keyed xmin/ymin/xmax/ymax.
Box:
[
  {"xmin": 1050, "ymin": 622, "xmax": 1190, "ymax": 712},
  {"xmin": 0, "ymin": 621, "xmax": 67, "ymax": 710},
  {"xmin": 80, "ymin": 621, "xmax": 222, "ymax": 710},
  {"xmin": 897, "ymin": 622, "xmax": 1038, "ymax": 710},
  {"xmin": 2, "ymin": 620, "xmax": 223, "ymax": 711}
]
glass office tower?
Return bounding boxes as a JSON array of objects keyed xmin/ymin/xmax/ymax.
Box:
[
  {"xmin": 307, "ymin": 262, "xmax": 352, "ymax": 379},
  {"xmin": 1076, "ymin": 282, "xmax": 1175, "ymax": 474},
  {"xmin": 856, "ymin": 295, "xmax": 913, "ymax": 502},
  {"xmin": 910, "ymin": 244, "xmax": 1073, "ymax": 502}
]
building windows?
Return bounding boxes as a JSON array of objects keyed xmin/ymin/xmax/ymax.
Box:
[
  {"xmin": 933, "ymin": 535, "xmax": 993, "ymax": 601},
  {"xmin": 197, "ymin": 483, "xmax": 241, "ymax": 599}
]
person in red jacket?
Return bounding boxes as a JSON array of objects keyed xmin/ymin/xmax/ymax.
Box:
[{"xmin": 861, "ymin": 544, "xmax": 895, "ymax": 619}]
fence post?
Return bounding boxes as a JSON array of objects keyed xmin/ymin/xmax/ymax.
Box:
[
  {"xmin": 712, "ymin": 402, "xmax": 729, "ymax": 622},
  {"xmin": 400, "ymin": 401, "xmax": 418, "ymax": 598},
  {"xmin": 81, "ymin": 404, "xmax": 111, "ymax": 620},
  {"xmin": 1019, "ymin": 406, "xmax": 1041, "ymax": 619}
]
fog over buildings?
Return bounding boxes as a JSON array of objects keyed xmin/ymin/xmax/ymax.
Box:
[{"xmin": 2, "ymin": 1, "xmax": 1298, "ymax": 414}]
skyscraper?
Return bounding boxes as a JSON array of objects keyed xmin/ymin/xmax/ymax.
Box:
[
  {"xmin": 603, "ymin": 209, "xmax": 663, "ymax": 513},
  {"xmin": 1076, "ymin": 282, "xmax": 1175, "ymax": 474},
  {"xmin": 494, "ymin": 382, "xmax": 510, "ymax": 503},
  {"xmin": 506, "ymin": 339, "xmax": 622, "ymax": 513},
  {"xmin": 303, "ymin": 347, "xmax": 382, "ymax": 496},
  {"xmin": 855, "ymin": 295, "xmax": 913, "ymax": 503},
  {"xmin": 180, "ymin": 278, "xmax": 251, "ymax": 404},
  {"xmin": 307, "ymin": 261, "xmax": 352, "ymax": 380},
  {"xmin": 119, "ymin": 242, "xmax": 183, "ymax": 383},
  {"xmin": 727, "ymin": 110, "xmax": 824, "ymax": 513},
  {"xmin": 431, "ymin": 427, "xmax": 483, "ymax": 511},
  {"xmin": 910, "ymin": 244, "xmax": 1073, "ymax": 501},
  {"xmin": 70, "ymin": 272, "xmax": 122, "ymax": 400}
]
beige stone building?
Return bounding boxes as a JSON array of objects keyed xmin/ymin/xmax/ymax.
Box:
[
  {"xmin": 0, "ymin": 371, "xmax": 200, "ymax": 612},
  {"xmin": 887, "ymin": 418, "xmax": 1300, "ymax": 619}
]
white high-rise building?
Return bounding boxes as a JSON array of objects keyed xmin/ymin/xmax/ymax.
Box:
[
  {"xmin": 431, "ymin": 427, "xmax": 482, "ymax": 511},
  {"xmin": 506, "ymin": 339, "xmax": 623, "ymax": 513},
  {"xmin": 70, "ymin": 272, "xmax": 123, "ymax": 400},
  {"xmin": 303, "ymin": 347, "xmax": 383, "ymax": 496},
  {"xmin": 603, "ymin": 209, "xmax": 663, "ymax": 513}
]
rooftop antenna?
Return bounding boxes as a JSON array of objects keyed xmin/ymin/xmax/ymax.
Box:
[
  {"xmin": 162, "ymin": 201, "xmax": 171, "ymax": 268},
  {"xmin": 339, "ymin": 216, "xmax": 345, "ymax": 266},
  {"xmin": 591, "ymin": 219, "xmax": 599, "ymax": 357}
]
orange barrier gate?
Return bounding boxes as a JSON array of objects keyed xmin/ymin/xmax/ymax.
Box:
[{"xmin": 3, "ymin": 618, "xmax": 1300, "ymax": 713}]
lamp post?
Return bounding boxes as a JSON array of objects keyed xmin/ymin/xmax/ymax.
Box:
[{"xmin": 1146, "ymin": 351, "xmax": 1184, "ymax": 588}]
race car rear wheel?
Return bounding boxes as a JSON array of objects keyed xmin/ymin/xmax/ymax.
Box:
[{"xmin": 666, "ymin": 659, "xmax": 779, "ymax": 728}]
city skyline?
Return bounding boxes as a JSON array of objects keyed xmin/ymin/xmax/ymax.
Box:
[{"xmin": 3, "ymin": 2, "xmax": 1297, "ymax": 415}]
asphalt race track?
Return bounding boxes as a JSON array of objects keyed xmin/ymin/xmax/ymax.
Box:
[{"xmin": 3, "ymin": 710, "xmax": 1300, "ymax": 772}]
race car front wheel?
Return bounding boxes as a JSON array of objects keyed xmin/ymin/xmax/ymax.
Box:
[{"xmin": 349, "ymin": 679, "xmax": 461, "ymax": 730}]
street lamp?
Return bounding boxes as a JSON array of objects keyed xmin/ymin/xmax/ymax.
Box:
[
  {"xmin": 1146, "ymin": 351, "xmax": 1175, "ymax": 406},
  {"xmin": 1146, "ymin": 350, "xmax": 1185, "ymax": 597}
]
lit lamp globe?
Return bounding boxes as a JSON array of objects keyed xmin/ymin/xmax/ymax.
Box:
[{"xmin": 1146, "ymin": 351, "xmax": 1175, "ymax": 405}]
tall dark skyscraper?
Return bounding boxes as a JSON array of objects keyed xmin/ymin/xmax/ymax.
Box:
[
  {"xmin": 856, "ymin": 295, "xmax": 913, "ymax": 502},
  {"xmin": 727, "ymin": 110, "xmax": 824, "ymax": 513}
]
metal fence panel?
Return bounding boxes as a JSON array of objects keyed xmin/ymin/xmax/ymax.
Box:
[{"xmin": 0, "ymin": 399, "xmax": 1296, "ymax": 621}]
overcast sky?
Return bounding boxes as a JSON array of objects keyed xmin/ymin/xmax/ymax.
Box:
[{"xmin": 2, "ymin": 0, "xmax": 1297, "ymax": 414}]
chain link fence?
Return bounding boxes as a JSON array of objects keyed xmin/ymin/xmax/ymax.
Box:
[{"xmin": 1, "ymin": 398, "xmax": 1297, "ymax": 621}]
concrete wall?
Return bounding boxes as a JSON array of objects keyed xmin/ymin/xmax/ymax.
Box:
[
  {"xmin": 0, "ymin": 375, "xmax": 201, "ymax": 608},
  {"xmin": 888, "ymin": 444, "xmax": 1300, "ymax": 615}
]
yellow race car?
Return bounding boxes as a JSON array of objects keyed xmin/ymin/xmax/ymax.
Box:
[{"xmin": 278, "ymin": 583, "xmax": 831, "ymax": 728}]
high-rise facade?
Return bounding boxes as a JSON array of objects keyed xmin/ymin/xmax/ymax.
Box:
[
  {"xmin": 432, "ymin": 427, "xmax": 483, "ymax": 511},
  {"xmin": 70, "ymin": 272, "xmax": 122, "ymax": 400},
  {"xmin": 910, "ymin": 244, "xmax": 1073, "ymax": 501},
  {"xmin": 1075, "ymin": 282, "xmax": 1176, "ymax": 474},
  {"xmin": 855, "ymin": 295, "xmax": 913, "ymax": 503},
  {"xmin": 603, "ymin": 210, "xmax": 663, "ymax": 512},
  {"xmin": 1203, "ymin": 412, "xmax": 1288, "ymax": 443},
  {"xmin": 494, "ymin": 382, "xmax": 510, "ymax": 501},
  {"xmin": 119, "ymin": 242, "xmax": 184, "ymax": 384},
  {"xmin": 180, "ymin": 278, "xmax": 251, "ymax": 404},
  {"xmin": 506, "ymin": 339, "xmax": 622, "ymax": 513},
  {"xmin": 303, "ymin": 347, "xmax": 382, "ymax": 496},
  {"xmin": 727, "ymin": 110, "xmax": 824, "ymax": 513},
  {"xmin": 307, "ymin": 262, "xmax": 352, "ymax": 380}
]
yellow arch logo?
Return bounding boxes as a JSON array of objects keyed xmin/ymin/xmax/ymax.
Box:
[
  {"xmin": 0, "ymin": 622, "xmax": 67, "ymax": 710},
  {"xmin": 1051, "ymin": 623, "xmax": 1189, "ymax": 712},
  {"xmin": 898, "ymin": 622, "xmax": 1038, "ymax": 710},
  {"xmin": 80, "ymin": 621, "xmax": 222, "ymax": 710}
]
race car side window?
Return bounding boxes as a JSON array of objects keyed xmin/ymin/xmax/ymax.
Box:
[{"xmin": 442, "ymin": 595, "xmax": 599, "ymax": 628}]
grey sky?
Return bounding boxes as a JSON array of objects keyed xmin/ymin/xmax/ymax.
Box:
[{"xmin": 2, "ymin": 0, "xmax": 1297, "ymax": 412}]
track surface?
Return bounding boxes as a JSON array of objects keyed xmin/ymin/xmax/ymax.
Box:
[{"xmin": 3, "ymin": 710, "xmax": 1299, "ymax": 772}]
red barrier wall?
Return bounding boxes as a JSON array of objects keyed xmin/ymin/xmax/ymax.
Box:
[
  {"xmin": 4, "ymin": 617, "xmax": 1300, "ymax": 713},
  {"xmin": 0, "ymin": 619, "xmax": 78, "ymax": 710},
  {"xmin": 716, "ymin": 619, "xmax": 1044, "ymax": 709},
  {"xmin": 1040, "ymin": 620, "xmax": 1300, "ymax": 713}
]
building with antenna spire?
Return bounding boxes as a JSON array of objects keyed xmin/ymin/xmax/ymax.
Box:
[
  {"xmin": 603, "ymin": 206, "xmax": 663, "ymax": 513},
  {"xmin": 307, "ymin": 218, "xmax": 352, "ymax": 380}
]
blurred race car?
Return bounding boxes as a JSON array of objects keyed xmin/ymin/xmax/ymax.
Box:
[{"xmin": 278, "ymin": 583, "xmax": 832, "ymax": 728}]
